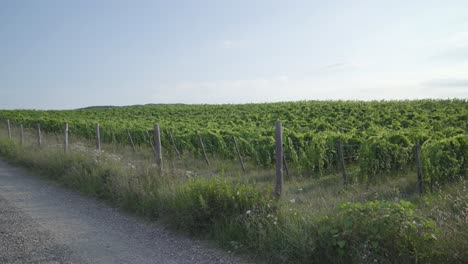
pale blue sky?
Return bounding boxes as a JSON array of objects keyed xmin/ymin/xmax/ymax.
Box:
[{"xmin": 1, "ymin": 0, "xmax": 467, "ymax": 109}]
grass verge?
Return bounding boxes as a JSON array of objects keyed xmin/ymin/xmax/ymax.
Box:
[{"xmin": 0, "ymin": 139, "xmax": 466, "ymax": 263}]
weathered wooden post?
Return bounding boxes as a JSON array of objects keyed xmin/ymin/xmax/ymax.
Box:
[
  {"xmin": 7, "ymin": 119, "xmax": 11, "ymax": 139},
  {"xmin": 337, "ymin": 140, "xmax": 348, "ymax": 186},
  {"xmin": 36, "ymin": 123, "xmax": 42, "ymax": 147},
  {"xmin": 233, "ymin": 136, "xmax": 246, "ymax": 173},
  {"xmin": 95, "ymin": 123, "xmax": 101, "ymax": 151},
  {"xmin": 274, "ymin": 122, "xmax": 283, "ymax": 198},
  {"xmin": 198, "ymin": 132, "xmax": 210, "ymax": 166},
  {"xmin": 19, "ymin": 124, "xmax": 24, "ymax": 145},
  {"xmin": 153, "ymin": 124, "xmax": 163, "ymax": 173},
  {"xmin": 413, "ymin": 145, "xmax": 423, "ymax": 194},
  {"xmin": 126, "ymin": 129, "xmax": 136, "ymax": 151},
  {"xmin": 169, "ymin": 133, "xmax": 181, "ymax": 159},
  {"xmin": 64, "ymin": 123, "xmax": 69, "ymax": 153}
]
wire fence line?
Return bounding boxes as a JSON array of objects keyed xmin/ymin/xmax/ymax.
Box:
[{"xmin": 0, "ymin": 119, "xmax": 466, "ymax": 197}]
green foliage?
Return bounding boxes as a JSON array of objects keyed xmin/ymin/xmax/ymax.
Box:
[
  {"xmin": 359, "ymin": 132, "xmax": 413, "ymax": 182},
  {"xmin": 171, "ymin": 177, "xmax": 273, "ymax": 232},
  {"xmin": 0, "ymin": 100, "xmax": 466, "ymax": 178},
  {"xmin": 422, "ymin": 135, "xmax": 467, "ymax": 187},
  {"xmin": 317, "ymin": 200, "xmax": 438, "ymax": 263}
]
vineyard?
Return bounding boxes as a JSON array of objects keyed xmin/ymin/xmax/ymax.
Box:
[
  {"xmin": 0, "ymin": 100, "xmax": 466, "ymax": 186},
  {"xmin": 0, "ymin": 99, "xmax": 467, "ymax": 263}
]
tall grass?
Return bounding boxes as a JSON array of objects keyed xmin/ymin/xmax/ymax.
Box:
[{"xmin": 0, "ymin": 134, "xmax": 466, "ymax": 263}]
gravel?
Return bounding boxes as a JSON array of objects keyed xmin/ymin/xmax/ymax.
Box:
[
  {"xmin": 0, "ymin": 195, "xmax": 86, "ymax": 264},
  {"xmin": 0, "ymin": 159, "xmax": 249, "ymax": 264}
]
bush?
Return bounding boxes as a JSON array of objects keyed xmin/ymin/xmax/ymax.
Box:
[
  {"xmin": 317, "ymin": 200, "xmax": 438, "ymax": 263},
  {"xmin": 171, "ymin": 177, "xmax": 273, "ymax": 232}
]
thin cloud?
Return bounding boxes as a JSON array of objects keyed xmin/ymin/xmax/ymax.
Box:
[
  {"xmin": 428, "ymin": 46, "xmax": 468, "ymax": 63},
  {"xmin": 222, "ymin": 40, "xmax": 244, "ymax": 49},
  {"xmin": 420, "ymin": 78, "xmax": 468, "ymax": 98},
  {"xmin": 316, "ymin": 62, "xmax": 362, "ymax": 72},
  {"xmin": 153, "ymin": 76, "xmax": 437, "ymax": 104},
  {"xmin": 428, "ymin": 31, "xmax": 468, "ymax": 63},
  {"xmin": 437, "ymin": 31, "xmax": 468, "ymax": 47},
  {"xmin": 423, "ymin": 78, "xmax": 468, "ymax": 88},
  {"xmin": 320, "ymin": 63, "xmax": 348, "ymax": 70},
  {"xmin": 278, "ymin": 75, "xmax": 289, "ymax": 82}
]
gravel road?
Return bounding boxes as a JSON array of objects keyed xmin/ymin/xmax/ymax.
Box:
[{"xmin": 0, "ymin": 159, "xmax": 248, "ymax": 264}]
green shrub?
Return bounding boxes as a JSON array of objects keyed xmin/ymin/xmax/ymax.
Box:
[
  {"xmin": 317, "ymin": 200, "xmax": 438, "ymax": 263},
  {"xmin": 171, "ymin": 177, "xmax": 273, "ymax": 232}
]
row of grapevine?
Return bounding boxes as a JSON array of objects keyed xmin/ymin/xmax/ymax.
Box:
[
  {"xmin": 0, "ymin": 100, "xmax": 466, "ymax": 184},
  {"xmin": 1, "ymin": 117, "xmax": 466, "ymax": 187},
  {"xmin": 422, "ymin": 134, "xmax": 467, "ymax": 189}
]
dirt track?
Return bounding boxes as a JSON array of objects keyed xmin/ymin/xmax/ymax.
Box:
[{"xmin": 0, "ymin": 159, "xmax": 245, "ymax": 264}]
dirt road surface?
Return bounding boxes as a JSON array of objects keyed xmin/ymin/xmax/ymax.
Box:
[{"xmin": 0, "ymin": 159, "xmax": 247, "ymax": 264}]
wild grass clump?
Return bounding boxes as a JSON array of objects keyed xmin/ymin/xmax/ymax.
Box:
[
  {"xmin": 0, "ymin": 139, "xmax": 176, "ymax": 217},
  {"xmin": 420, "ymin": 180, "xmax": 468, "ymax": 263},
  {"xmin": 316, "ymin": 200, "xmax": 438, "ymax": 263},
  {"xmin": 167, "ymin": 176, "xmax": 440, "ymax": 264},
  {"xmin": 226, "ymin": 200, "xmax": 439, "ymax": 264},
  {"xmin": 170, "ymin": 176, "xmax": 274, "ymax": 232}
]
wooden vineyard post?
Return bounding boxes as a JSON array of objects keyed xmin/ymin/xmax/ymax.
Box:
[
  {"xmin": 413, "ymin": 145, "xmax": 423, "ymax": 194},
  {"xmin": 19, "ymin": 124, "xmax": 24, "ymax": 145},
  {"xmin": 198, "ymin": 132, "xmax": 210, "ymax": 166},
  {"xmin": 274, "ymin": 122, "xmax": 283, "ymax": 199},
  {"xmin": 153, "ymin": 124, "xmax": 163, "ymax": 173},
  {"xmin": 233, "ymin": 136, "xmax": 246, "ymax": 173},
  {"xmin": 169, "ymin": 133, "xmax": 181, "ymax": 159},
  {"xmin": 126, "ymin": 129, "xmax": 136, "ymax": 152},
  {"xmin": 337, "ymin": 140, "xmax": 348, "ymax": 186},
  {"xmin": 95, "ymin": 123, "xmax": 101, "ymax": 151},
  {"xmin": 64, "ymin": 123, "xmax": 69, "ymax": 153},
  {"xmin": 36, "ymin": 123, "xmax": 42, "ymax": 147},
  {"xmin": 7, "ymin": 119, "xmax": 11, "ymax": 139}
]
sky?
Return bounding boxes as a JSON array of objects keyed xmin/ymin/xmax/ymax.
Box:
[{"xmin": 1, "ymin": 0, "xmax": 467, "ymax": 109}]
